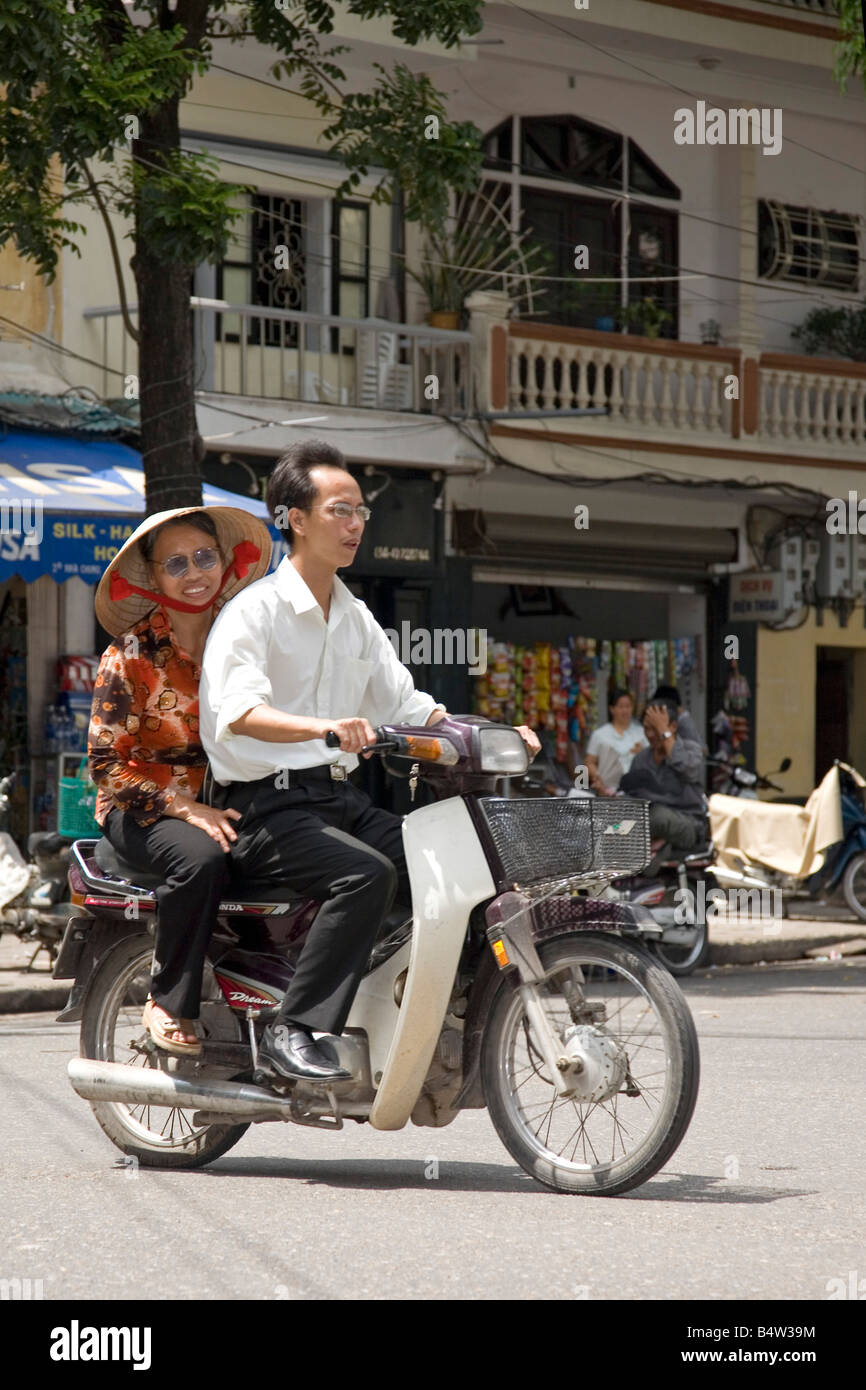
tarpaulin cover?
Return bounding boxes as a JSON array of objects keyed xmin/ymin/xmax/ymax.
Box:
[{"xmin": 708, "ymin": 764, "xmax": 854, "ymax": 880}]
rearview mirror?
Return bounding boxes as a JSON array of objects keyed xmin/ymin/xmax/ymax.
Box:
[{"xmin": 779, "ymin": 757, "xmax": 792, "ymax": 773}]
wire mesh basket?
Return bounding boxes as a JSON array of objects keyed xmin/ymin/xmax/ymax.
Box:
[{"xmin": 478, "ymin": 796, "xmax": 651, "ymax": 887}]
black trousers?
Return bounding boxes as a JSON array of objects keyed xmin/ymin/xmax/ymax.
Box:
[
  {"xmin": 223, "ymin": 772, "xmax": 409, "ymax": 1036},
  {"xmin": 649, "ymin": 803, "xmax": 707, "ymax": 853},
  {"xmin": 101, "ymin": 808, "xmax": 231, "ymax": 1019}
]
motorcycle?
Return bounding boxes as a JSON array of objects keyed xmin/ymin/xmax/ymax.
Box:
[
  {"xmin": 602, "ymin": 758, "xmax": 794, "ymax": 977},
  {"xmin": 604, "ymin": 842, "xmax": 717, "ymax": 978},
  {"xmin": 0, "ymin": 772, "xmax": 73, "ymax": 968},
  {"xmin": 708, "ymin": 757, "xmax": 866, "ymax": 922},
  {"xmin": 59, "ymin": 716, "xmax": 699, "ymax": 1197}
]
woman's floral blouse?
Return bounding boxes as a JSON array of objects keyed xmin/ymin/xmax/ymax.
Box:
[{"xmin": 88, "ymin": 606, "xmax": 210, "ymax": 827}]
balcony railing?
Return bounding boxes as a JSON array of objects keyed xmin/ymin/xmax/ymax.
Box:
[
  {"xmin": 82, "ymin": 300, "xmax": 473, "ymax": 416},
  {"xmin": 496, "ymin": 322, "xmax": 866, "ymax": 454}
]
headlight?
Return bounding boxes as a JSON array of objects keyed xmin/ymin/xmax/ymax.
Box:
[{"xmin": 478, "ymin": 725, "xmax": 530, "ymax": 775}]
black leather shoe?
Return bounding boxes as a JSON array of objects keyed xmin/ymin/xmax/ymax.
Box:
[{"xmin": 255, "ymin": 1024, "xmax": 353, "ymax": 1084}]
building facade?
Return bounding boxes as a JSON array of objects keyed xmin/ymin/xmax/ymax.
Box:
[{"xmin": 2, "ymin": 0, "xmax": 865, "ymax": 796}]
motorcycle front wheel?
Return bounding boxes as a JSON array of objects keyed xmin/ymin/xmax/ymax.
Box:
[
  {"xmin": 80, "ymin": 932, "xmax": 249, "ymax": 1169},
  {"xmin": 481, "ymin": 932, "xmax": 699, "ymax": 1196}
]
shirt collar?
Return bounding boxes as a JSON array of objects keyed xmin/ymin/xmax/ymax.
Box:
[
  {"xmin": 147, "ymin": 603, "xmax": 219, "ymax": 667},
  {"xmin": 275, "ymin": 556, "xmax": 354, "ymax": 623}
]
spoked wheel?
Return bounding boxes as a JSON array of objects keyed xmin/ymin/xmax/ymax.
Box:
[
  {"xmin": 842, "ymin": 853, "xmax": 866, "ymax": 922},
  {"xmin": 481, "ymin": 932, "xmax": 699, "ymax": 1195},
  {"xmin": 80, "ymin": 933, "xmax": 249, "ymax": 1169}
]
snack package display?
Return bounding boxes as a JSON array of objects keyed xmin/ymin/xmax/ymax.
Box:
[{"xmin": 471, "ymin": 634, "xmax": 704, "ymax": 766}]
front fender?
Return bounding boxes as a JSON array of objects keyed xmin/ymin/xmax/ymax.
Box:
[{"xmin": 454, "ymin": 891, "xmax": 662, "ymax": 1110}]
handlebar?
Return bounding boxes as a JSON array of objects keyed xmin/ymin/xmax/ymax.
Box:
[
  {"xmin": 324, "ymin": 727, "xmax": 397, "ymax": 755},
  {"xmin": 707, "ymin": 757, "xmax": 784, "ymax": 792}
]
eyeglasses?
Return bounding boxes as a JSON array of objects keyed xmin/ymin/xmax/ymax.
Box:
[
  {"xmin": 152, "ymin": 547, "xmax": 220, "ymax": 579},
  {"xmin": 316, "ymin": 503, "xmax": 371, "ymax": 522}
]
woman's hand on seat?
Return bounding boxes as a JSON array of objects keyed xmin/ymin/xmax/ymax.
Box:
[{"xmin": 168, "ymin": 793, "xmax": 241, "ymax": 852}]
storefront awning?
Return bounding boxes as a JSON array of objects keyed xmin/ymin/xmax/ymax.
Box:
[{"xmin": 0, "ymin": 429, "xmax": 276, "ymax": 583}]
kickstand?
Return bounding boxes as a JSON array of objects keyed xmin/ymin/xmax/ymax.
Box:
[{"xmin": 25, "ymin": 942, "xmax": 51, "ymax": 972}]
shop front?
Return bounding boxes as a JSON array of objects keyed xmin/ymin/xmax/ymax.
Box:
[{"xmin": 448, "ymin": 478, "xmax": 744, "ymax": 785}]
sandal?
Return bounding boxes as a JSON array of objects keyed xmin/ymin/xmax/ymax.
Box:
[{"xmin": 142, "ymin": 997, "xmax": 202, "ymax": 1056}]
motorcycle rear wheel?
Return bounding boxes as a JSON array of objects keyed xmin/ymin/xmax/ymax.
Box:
[
  {"xmin": 481, "ymin": 932, "xmax": 699, "ymax": 1196},
  {"xmin": 80, "ymin": 933, "xmax": 249, "ymax": 1169}
]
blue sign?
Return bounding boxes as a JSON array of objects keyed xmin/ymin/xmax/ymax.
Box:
[{"xmin": 0, "ymin": 429, "xmax": 277, "ymax": 583}]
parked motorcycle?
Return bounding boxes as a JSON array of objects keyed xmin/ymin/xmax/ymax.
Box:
[
  {"xmin": 0, "ymin": 772, "xmax": 72, "ymax": 967},
  {"xmin": 59, "ymin": 716, "xmax": 699, "ymax": 1197},
  {"xmin": 709, "ymin": 755, "xmax": 792, "ymax": 800},
  {"xmin": 709, "ymin": 758, "xmax": 866, "ymax": 922},
  {"xmin": 604, "ymin": 843, "xmax": 717, "ymax": 978}
]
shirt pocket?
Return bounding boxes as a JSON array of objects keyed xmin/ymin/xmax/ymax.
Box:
[{"xmin": 338, "ymin": 657, "xmax": 373, "ymax": 712}]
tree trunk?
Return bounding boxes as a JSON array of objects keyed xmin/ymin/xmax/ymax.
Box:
[{"xmin": 131, "ymin": 98, "xmax": 203, "ymax": 514}]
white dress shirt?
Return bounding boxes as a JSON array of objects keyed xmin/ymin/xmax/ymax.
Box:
[{"xmin": 199, "ymin": 557, "xmax": 444, "ymax": 784}]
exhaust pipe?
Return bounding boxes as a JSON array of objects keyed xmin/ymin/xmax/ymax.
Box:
[{"xmin": 67, "ymin": 1057, "xmax": 294, "ymax": 1119}]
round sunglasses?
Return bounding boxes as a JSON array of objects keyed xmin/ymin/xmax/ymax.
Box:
[{"xmin": 151, "ymin": 547, "xmax": 221, "ymax": 580}]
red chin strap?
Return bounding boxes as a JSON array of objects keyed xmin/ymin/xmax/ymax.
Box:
[{"xmin": 109, "ymin": 540, "xmax": 261, "ymax": 614}]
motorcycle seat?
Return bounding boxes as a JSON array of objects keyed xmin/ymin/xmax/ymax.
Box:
[
  {"xmin": 94, "ymin": 837, "xmax": 162, "ymax": 890},
  {"xmin": 92, "ymin": 837, "xmax": 311, "ymax": 905}
]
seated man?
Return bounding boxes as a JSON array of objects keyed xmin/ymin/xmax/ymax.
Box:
[
  {"xmin": 620, "ymin": 700, "xmax": 707, "ymax": 854},
  {"xmin": 199, "ymin": 439, "xmax": 539, "ymax": 1085},
  {"xmin": 649, "ymin": 683, "xmax": 705, "ymax": 752}
]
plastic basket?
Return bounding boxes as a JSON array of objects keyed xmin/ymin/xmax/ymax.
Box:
[{"xmin": 58, "ymin": 758, "xmax": 100, "ymax": 839}]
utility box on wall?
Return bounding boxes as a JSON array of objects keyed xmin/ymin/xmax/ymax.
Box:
[{"xmin": 818, "ymin": 533, "xmax": 853, "ymax": 599}]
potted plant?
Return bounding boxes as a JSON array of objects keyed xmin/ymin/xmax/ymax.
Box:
[
  {"xmin": 618, "ymin": 296, "xmax": 673, "ymax": 339},
  {"xmin": 699, "ymin": 318, "xmax": 721, "ymax": 345},
  {"xmin": 791, "ymin": 304, "xmax": 866, "ymax": 362},
  {"xmin": 407, "ymin": 190, "xmax": 548, "ymax": 327}
]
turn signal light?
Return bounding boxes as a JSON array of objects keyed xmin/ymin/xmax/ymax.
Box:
[{"xmin": 404, "ymin": 736, "xmax": 458, "ymax": 764}]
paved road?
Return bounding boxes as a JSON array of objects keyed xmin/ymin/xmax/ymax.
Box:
[{"xmin": 1, "ymin": 958, "xmax": 864, "ymax": 1301}]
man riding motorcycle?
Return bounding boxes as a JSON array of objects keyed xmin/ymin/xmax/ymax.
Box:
[{"xmin": 199, "ymin": 440, "xmax": 540, "ymax": 1086}]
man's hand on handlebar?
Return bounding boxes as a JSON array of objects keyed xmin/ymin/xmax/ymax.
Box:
[
  {"xmin": 515, "ymin": 724, "xmax": 542, "ymax": 759},
  {"xmin": 317, "ymin": 716, "xmax": 377, "ymax": 757}
]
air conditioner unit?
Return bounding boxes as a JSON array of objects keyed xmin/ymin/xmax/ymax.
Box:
[{"xmin": 818, "ymin": 532, "xmax": 853, "ymax": 598}]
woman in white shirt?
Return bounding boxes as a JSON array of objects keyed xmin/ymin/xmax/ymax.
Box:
[{"xmin": 586, "ymin": 688, "xmax": 648, "ymax": 795}]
